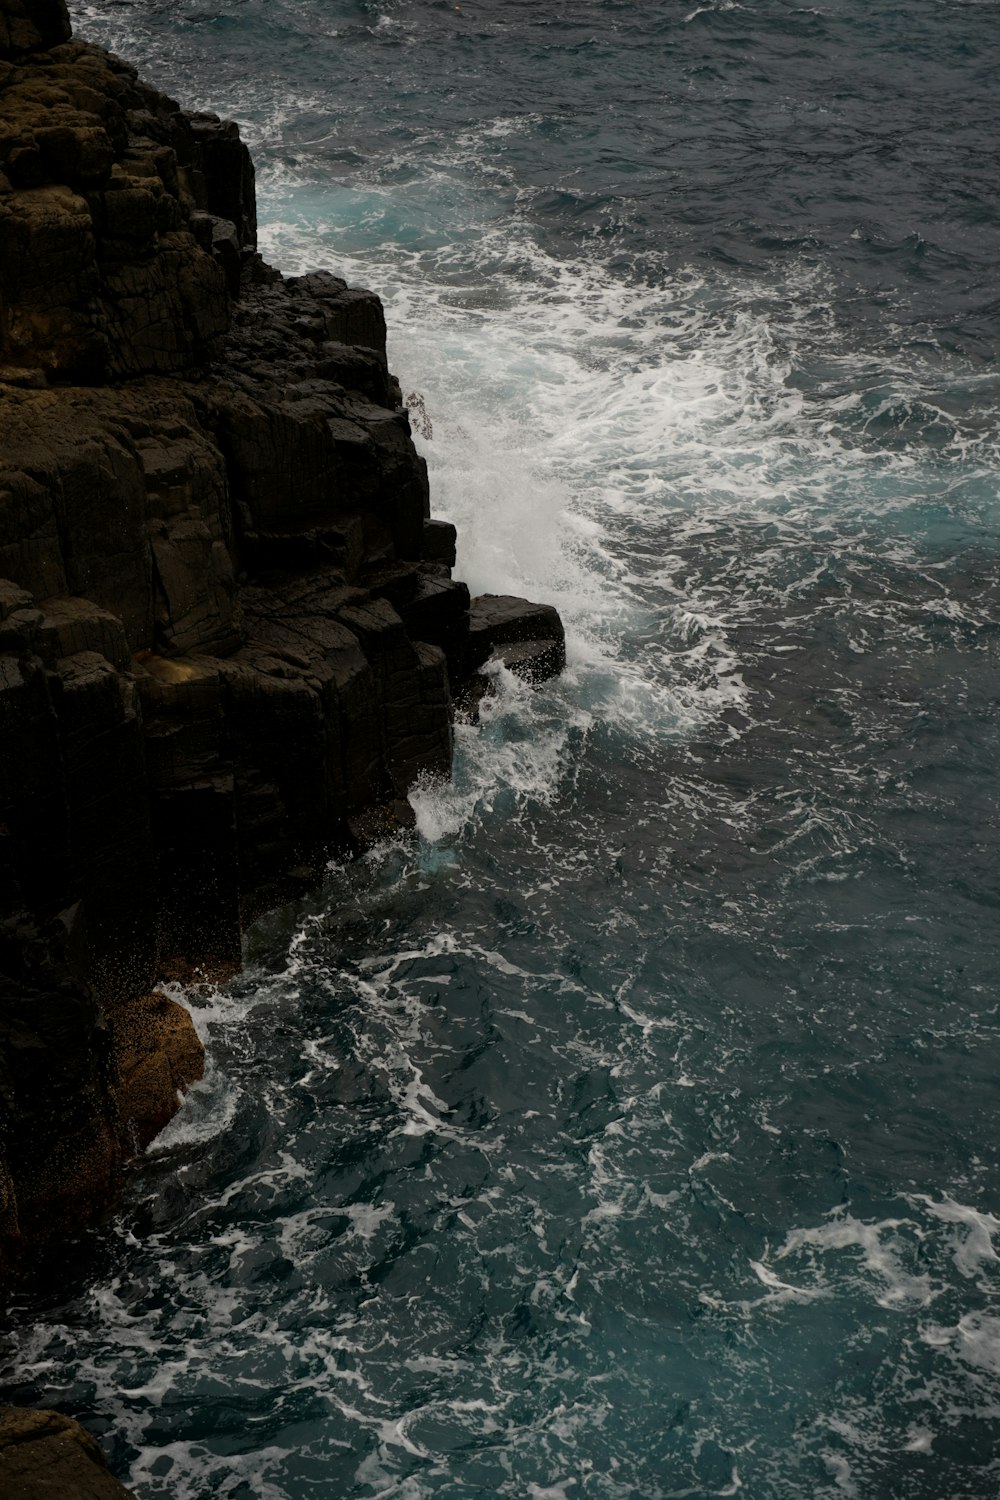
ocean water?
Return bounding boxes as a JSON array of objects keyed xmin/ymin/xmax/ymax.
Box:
[{"xmin": 4, "ymin": 2, "xmax": 1000, "ymax": 1495}]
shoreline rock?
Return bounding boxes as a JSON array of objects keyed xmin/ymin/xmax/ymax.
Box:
[
  {"xmin": 0, "ymin": 0, "xmax": 565, "ymax": 1286},
  {"xmin": 0, "ymin": 1407, "xmax": 140, "ymax": 1500}
]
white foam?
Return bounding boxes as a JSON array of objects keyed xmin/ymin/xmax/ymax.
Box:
[
  {"xmin": 748, "ymin": 1259, "xmax": 826, "ymax": 1305},
  {"xmin": 127, "ymin": 1441, "xmax": 294, "ymax": 1500},
  {"xmin": 921, "ymin": 1311, "xmax": 1000, "ymax": 1379},
  {"xmin": 909, "ymin": 1193, "xmax": 1000, "ymax": 1283},
  {"xmin": 774, "ymin": 1209, "xmax": 936, "ymax": 1308}
]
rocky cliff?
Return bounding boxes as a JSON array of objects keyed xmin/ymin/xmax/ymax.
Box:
[{"xmin": 0, "ymin": 0, "xmax": 564, "ymax": 1284}]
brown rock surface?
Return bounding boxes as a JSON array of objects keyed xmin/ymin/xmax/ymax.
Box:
[
  {"xmin": 0, "ymin": 36, "xmax": 233, "ymax": 380},
  {"xmin": 113, "ymin": 989, "xmax": 204, "ymax": 1151},
  {"xmin": 0, "ymin": 1407, "xmax": 139, "ymax": 1500}
]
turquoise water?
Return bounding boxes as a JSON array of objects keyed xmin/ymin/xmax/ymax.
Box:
[{"xmin": 4, "ymin": 2, "xmax": 1000, "ymax": 1495}]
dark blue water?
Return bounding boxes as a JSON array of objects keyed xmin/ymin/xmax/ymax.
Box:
[{"xmin": 5, "ymin": 2, "xmax": 1000, "ymax": 1495}]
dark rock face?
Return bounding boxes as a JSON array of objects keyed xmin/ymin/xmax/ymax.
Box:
[
  {"xmin": 0, "ymin": 1407, "xmax": 139, "ymax": 1499},
  {"xmin": 0, "ymin": 0, "xmax": 564, "ymax": 1280},
  {"xmin": 466, "ymin": 593, "xmax": 566, "ymax": 675},
  {"xmin": 0, "ymin": 0, "xmax": 71, "ymax": 59},
  {"xmin": 458, "ymin": 594, "xmax": 567, "ymax": 715}
]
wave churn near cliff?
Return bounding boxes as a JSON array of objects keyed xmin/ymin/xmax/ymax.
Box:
[{"xmin": 0, "ymin": 0, "xmax": 564, "ymax": 1283}]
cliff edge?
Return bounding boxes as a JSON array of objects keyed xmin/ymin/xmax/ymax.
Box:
[{"xmin": 0, "ymin": 0, "xmax": 565, "ymax": 1283}]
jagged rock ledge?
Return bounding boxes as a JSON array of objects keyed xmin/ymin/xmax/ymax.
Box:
[{"xmin": 0, "ymin": 0, "xmax": 565, "ymax": 1313}]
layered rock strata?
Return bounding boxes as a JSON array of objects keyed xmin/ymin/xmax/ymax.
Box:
[{"xmin": 0, "ymin": 0, "xmax": 564, "ymax": 1279}]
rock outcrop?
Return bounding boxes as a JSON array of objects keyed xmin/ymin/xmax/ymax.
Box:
[
  {"xmin": 0, "ymin": 0, "xmax": 564, "ymax": 1279},
  {"xmin": 0, "ymin": 1407, "xmax": 139, "ymax": 1499}
]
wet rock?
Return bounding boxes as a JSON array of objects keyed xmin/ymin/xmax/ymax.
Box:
[
  {"xmin": 466, "ymin": 592, "xmax": 566, "ymax": 678},
  {"xmin": 0, "ymin": 1407, "xmax": 139, "ymax": 1500},
  {"xmin": 113, "ymin": 989, "xmax": 205, "ymax": 1152},
  {"xmin": 456, "ymin": 597, "xmax": 567, "ymax": 718},
  {"xmin": 494, "ymin": 636, "xmax": 568, "ymax": 682}
]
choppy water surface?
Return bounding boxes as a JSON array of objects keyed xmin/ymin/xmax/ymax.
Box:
[{"xmin": 5, "ymin": 2, "xmax": 1000, "ymax": 1495}]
